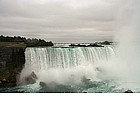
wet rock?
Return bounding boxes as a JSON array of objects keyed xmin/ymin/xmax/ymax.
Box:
[
  {"xmin": 100, "ymin": 41, "xmax": 112, "ymax": 45},
  {"xmin": 124, "ymin": 89, "xmax": 133, "ymax": 93},
  {"xmin": 81, "ymin": 76, "xmax": 91, "ymax": 83},
  {"xmin": 2, "ymin": 78, "xmax": 6, "ymax": 82},
  {"xmin": 0, "ymin": 78, "xmax": 8, "ymax": 86},
  {"xmin": 39, "ymin": 81, "xmax": 58, "ymax": 89},
  {"xmin": 0, "ymin": 80, "xmax": 2, "ymax": 87},
  {"xmin": 81, "ymin": 76, "xmax": 96, "ymax": 89},
  {"xmin": 0, "ymin": 47, "xmax": 26, "ymax": 86},
  {"xmin": 30, "ymin": 71, "xmax": 37, "ymax": 79},
  {"xmin": 87, "ymin": 43, "xmax": 104, "ymax": 47},
  {"xmin": 25, "ymin": 72, "xmax": 37, "ymax": 84},
  {"xmin": 81, "ymin": 76, "xmax": 93, "ymax": 86},
  {"xmin": 39, "ymin": 82, "xmax": 47, "ymax": 87},
  {"xmin": 95, "ymin": 67, "xmax": 104, "ymax": 73}
]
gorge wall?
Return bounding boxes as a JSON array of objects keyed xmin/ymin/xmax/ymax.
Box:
[{"xmin": 0, "ymin": 47, "xmax": 26, "ymax": 86}]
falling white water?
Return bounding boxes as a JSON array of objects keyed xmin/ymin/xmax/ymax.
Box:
[{"xmin": 20, "ymin": 46, "xmax": 115, "ymax": 85}]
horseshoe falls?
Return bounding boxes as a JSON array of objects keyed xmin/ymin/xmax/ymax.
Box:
[
  {"xmin": 10, "ymin": 45, "xmax": 123, "ymax": 93},
  {"xmin": 23, "ymin": 46, "xmax": 114, "ymax": 72},
  {"xmin": 0, "ymin": 45, "xmax": 133, "ymax": 93}
]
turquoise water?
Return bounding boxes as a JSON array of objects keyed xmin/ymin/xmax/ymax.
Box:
[{"xmin": 0, "ymin": 79, "xmax": 125, "ymax": 93}]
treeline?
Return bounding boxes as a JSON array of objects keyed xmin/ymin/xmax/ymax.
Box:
[
  {"xmin": 0, "ymin": 35, "xmax": 53, "ymax": 47},
  {"xmin": 26, "ymin": 38, "xmax": 53, "ymax": 47}
]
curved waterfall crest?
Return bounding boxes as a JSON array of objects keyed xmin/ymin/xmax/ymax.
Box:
[{"xmin": 24, "ymin": 46, "xmax": 115, "ymax": 71}]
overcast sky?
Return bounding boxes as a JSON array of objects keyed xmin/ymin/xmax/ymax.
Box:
[{"xmin": 0, "ymin": 0, "xmax": 136, "ymax": 42}]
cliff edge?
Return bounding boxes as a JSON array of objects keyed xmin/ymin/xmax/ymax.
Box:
[{"xmin": 0, "ymin": 46, "xmax": 26, "ymax": 87}]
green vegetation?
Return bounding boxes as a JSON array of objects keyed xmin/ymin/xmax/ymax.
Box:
[
  {"xmin": 0, "ymin": 35, "xmax": 54, "ymax": 47},
  {"xmin": 26, "ymin": 38, "xmax": 53, "ymax": 47},
  {"xmin": 0, "ymin": 42, "xmax": 26, "ymax": 47}
]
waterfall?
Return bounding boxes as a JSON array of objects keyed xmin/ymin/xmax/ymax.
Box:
[
  {"xmin": 20, "ymin": 46, "xmax": 115, "ymax": 85},
  {"xmin": 24, "ymin": 46, "xmax": 115, "ymax": 70}
]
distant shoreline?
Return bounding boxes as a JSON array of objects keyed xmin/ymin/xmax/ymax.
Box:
[
  {"xmin": 0, "ymin": 35, "xmax": 113, "ymax": 47},
  {"xmin": 0, "ymin": 35, "xmax": 53, "ymax": 47}
]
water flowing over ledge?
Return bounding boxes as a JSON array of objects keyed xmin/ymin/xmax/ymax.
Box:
[
  {"xmin": 23, "ymin": 46, "xmax": 115, "ymax": 71},
  {"xmin": 19, "ymin": 46, "xmax": 116, "ymax": 92}
]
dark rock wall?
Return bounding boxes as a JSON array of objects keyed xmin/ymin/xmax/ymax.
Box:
[{"xmin": 0, "ymin": 47, "xmax": 26, "ymax": 86}]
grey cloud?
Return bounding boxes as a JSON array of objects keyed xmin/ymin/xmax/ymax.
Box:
[{"xmin": 0, "ymin": 0, "xmax": 119, "ymax": 42}]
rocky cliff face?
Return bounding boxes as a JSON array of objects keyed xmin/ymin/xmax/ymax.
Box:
[{"xmin": 0, "ymin": 47, "xmax": 26, "ymax": 86}]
